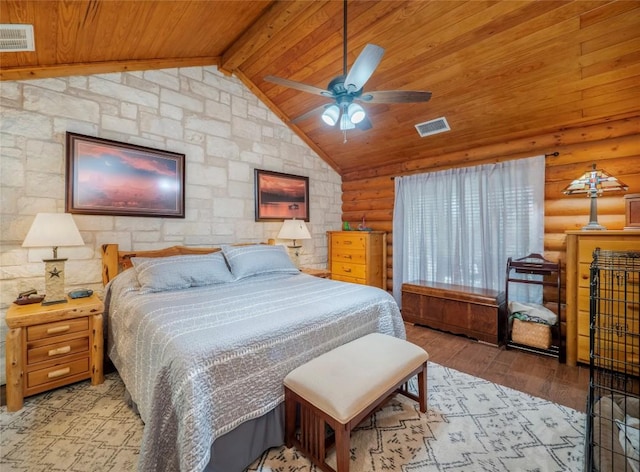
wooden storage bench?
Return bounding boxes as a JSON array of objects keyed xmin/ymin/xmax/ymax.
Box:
[
  {"xmin": 402, "ymin": 281, "xmax": 506, "ymax": 345},
  {"xmin": 284, "ymin": 333, "xmax": 428, "ymax": 472}
]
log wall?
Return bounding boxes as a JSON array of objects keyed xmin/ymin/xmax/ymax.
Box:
[{"xmin": 340, "ymin": 115, "xmax": 640, "ymax": 305}]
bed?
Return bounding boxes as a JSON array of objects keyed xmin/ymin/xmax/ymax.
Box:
[{"xmin": 101, "ymin": 242, "xmax": 406, "ymax": 472}]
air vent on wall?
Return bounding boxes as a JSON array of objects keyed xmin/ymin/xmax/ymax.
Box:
[
  {"xmin": 415, "ymin": 117, "xmax": 450, "ymax": 138},
  {"xmin": 0, "ymin": 24, "xmax": 35, "ymax": 52}
]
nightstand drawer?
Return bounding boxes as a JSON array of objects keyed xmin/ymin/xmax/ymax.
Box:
[
  {"xmin": 27, "ymin": 336, "xmax": 90, "ymax": 365},
  {"xmin": 331, "ymin": 262, "xmax": 366, "ymax": 280},
  {"xmin": 27, "ymin": 357, "xmax": 90, "ymax": 389},
  {"xmin": 27, "ymin": 317, "xmax": 89, "ymax": 342}
]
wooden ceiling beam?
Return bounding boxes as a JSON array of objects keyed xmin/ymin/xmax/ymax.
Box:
[
  {"xmin": 0, "ymin": 56, "xmax": 220, "ymax": 81},
  {"xmin": 219, "ymin": 0, "xmax": 310, "ymax": 75}
]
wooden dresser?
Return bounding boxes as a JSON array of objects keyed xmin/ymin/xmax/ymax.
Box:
[
  {"xmin": 327, "ymin": 231, "xmax": 386, "ymax": 288},
  {"xmin": 565, "ymin": 230, "xmax": 640, "ymax": 366}
]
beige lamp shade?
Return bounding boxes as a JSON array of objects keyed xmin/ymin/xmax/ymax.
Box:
[
  {"xmin": 22, "ymin": 213, "xmax": 84, "ymax": 258},
  {"xmin": 277, "ymin": 219, "xmax": 311, "ymax": 248},
  {"xmin": 22, "ymin": 213, "xmax": 84, "ymax": 305}
]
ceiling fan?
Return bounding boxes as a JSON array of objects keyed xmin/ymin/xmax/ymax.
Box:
[{"xmin": 264, "ymin": 0, "xmax": 432, "ymax": 136}]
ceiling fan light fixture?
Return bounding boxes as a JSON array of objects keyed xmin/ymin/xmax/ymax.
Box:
[
  {"xmin": 339, "ymin": 113, "xmax": 356, "ymax": 131},
  {"xmin": 321, "ymin": 104, "xmax": 340, "ymax": 126},
  {"xmin": 347, "ymin": 103, "xmax": 366, "ymax": 124}
]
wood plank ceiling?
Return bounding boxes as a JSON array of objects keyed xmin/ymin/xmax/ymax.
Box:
[{"xmin": 1, "ymin": 0, "xmax": 639, "ymax": 178}]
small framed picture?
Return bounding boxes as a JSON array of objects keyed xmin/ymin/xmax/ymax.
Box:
[
  {"xmin": 254, "ymin": 169, "xmax": 309, "ymax": 222},
  {"xmin": 66, "ymin": 132, "xmax": 185, "ymax": 218}
]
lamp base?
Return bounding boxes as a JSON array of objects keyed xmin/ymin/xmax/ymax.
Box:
[
  {"xmin": 43, "ymin": 258, "xmax": 68, "ymax": 305},
  {"xmin": 582, "ymin": 222, "xmax": 607, "ymax": 231},
  {"xmin": 287, "ymin": 245, "xmax": 302, "ymax": 268}
]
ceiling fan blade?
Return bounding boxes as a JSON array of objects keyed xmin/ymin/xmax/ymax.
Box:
[
  {"xmin": 359, "ymin": 90, "xmax": 432, "ymax": 103},
  {"xmin": 344, "ymin": 44, "xmax": 385, "ymax": 93},
  {"xmin": 291, "ymin": 104, "xmax": 329, "ymax": 124},
  {"xmin": 264, "ymin": 75, "xmax": 329, "ymax": 97}
]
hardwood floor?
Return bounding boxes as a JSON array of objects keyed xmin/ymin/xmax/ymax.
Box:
[
  {"xmin": 1, "ymin": 324, "xmax": 590, "ymax": 412},
  {"xmin": 405, "ymin": 322, "xmax": 590, "ymax": 412}
]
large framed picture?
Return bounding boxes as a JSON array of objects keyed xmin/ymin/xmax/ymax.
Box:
[
  {"xmin": 254, "ymin": 169, "xmax": 309, "ymax": 222},
  {"xmin": 65, "ymin": 132, "xmax": 185, "ymax": 218}
]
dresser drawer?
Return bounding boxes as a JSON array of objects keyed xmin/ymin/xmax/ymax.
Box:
[
  {"xmin": 331, "ymin": 273, "xmax": 366, "ymax": 285},
  {"xmin": 331, "ymin": 249, "xmax": 366, "ymax": 264},
  {"xmin": 578, "ymin": 239, "xmax": 640, "ymax": 261},
  {"xmin": 27, "ymin": 317, "xmax": 89, "ymax": 342},
  {"xmin": 578, "ymin": 333, "xmax": 640, "ymax": 374},
  {"xmin": 26, "ymin": 357, "xmax": 90, "ymax": 389},
  {"xmin": 27, "ymin": 336, "xmax": 90, "ymax": 366},
  {"xmin": 331, "ymin": 233, "xmax": 366, "ymax": 250},
  {"xmin": 331, "ymin": 262, "xmax": 366, "ymax": 280},
  {"xmin": 577, "ymin": 310, "xmax": 590, "ymax": 337}
]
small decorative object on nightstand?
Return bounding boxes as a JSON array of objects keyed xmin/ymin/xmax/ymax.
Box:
[
  {"xmin": 4, "ymin": 293, "xmax": 104, "ymax": 412},
  {"xmin": 300, "ymin": 267, "xmax": 331, "ymax": 279}
]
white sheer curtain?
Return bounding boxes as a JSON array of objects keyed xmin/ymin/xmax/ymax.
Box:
[{"xmin": 392, "ymin": 155, "xmax": 545, "ymax": 307}]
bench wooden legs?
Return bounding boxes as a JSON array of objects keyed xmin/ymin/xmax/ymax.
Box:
[{"xmin": 284, "ymin": 361, "xmax": 428, "ymax": 472}]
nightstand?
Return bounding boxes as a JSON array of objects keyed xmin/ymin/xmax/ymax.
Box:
[
  {"xmin": 5, "ymin": 293, "xmax": 104, "ymax": 412},
  {"xmin": 300, "ymin": 267, "xmax": 332, "ymax": 279}
]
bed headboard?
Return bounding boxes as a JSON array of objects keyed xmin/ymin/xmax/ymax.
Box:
[{"xmin": 101, "ymin": 240, "xmax": 275, "ymax": 285}]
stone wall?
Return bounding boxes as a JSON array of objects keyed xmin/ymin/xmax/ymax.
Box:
[{"xmin": 0, "ymin": 66, "xmax": 342, "ymax": 384}]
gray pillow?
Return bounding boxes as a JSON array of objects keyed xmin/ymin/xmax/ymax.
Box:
[
  {"xmin": 221, "ymin": 244, "xmax": 299, "ymax": 279},
  {"xmin": 131, "ymin": 252, "xmax": 233, "ymax": 293}
]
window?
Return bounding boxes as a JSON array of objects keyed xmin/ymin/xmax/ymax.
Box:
[{"xmin": 392, "ymin": 155, "xmax": 545, "ymax": 305}]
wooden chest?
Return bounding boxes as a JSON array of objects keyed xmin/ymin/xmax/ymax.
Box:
[{"xmin": 402, "ymin": 281, "xmax": 506, "ymax": 345}]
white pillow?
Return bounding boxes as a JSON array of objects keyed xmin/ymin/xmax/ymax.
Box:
[
  {"xmin": 221, "ymin": 244, "xmax": 299, "ymax": 279},
  {"xmin": 132, "ymin": 252, "xmax": 233, "ymax": 293}
]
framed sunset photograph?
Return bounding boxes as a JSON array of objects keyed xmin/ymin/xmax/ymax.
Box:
[
  {"xmin": 65, "ymin": 132, "xmax": 185, "ymax": 218},
  {"xmin": 254, "ymin": 169, "xmax": 309, "ymax": 222}
]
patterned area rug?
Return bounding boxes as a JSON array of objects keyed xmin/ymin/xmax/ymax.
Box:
[{"xmin": 1, "ymin": 363, "xmax": 585, "ymax": 472}]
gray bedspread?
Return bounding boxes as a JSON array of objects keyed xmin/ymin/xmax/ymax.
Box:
[{"xmin": 105, "ymin": 269, "xmax": 405, "ymax": 472}]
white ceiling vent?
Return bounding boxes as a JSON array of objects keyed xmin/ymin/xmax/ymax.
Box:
[
  {"xmin": 415, "ymin": 117, "xmax": 450, "ymax": 138},
  {"xmin": 0, "ymin": 24, "xmax": 35, "ymax": 52}
]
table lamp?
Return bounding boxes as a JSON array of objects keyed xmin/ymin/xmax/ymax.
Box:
[
  {"xmin": 562, "ymin": 163, "xmax": 628, "ymax": 230},
  {"xmin": 277, "ymin": 219, "xmax": 311, "ymax": 261},
  {"xmin": 22, "ymin": 213, "xmax": 85, "ymax": 305}
]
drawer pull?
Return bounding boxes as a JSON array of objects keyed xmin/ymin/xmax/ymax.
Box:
[
  {"xmin": 46, "ymin": 325, "xmax": 70, "ymax": 335},
  {"xmin": 48, "ymin": 346, "xmax": 71, "ymax": 356},
  {"xmin": 343, "ymin": 267, "xmax": 352, "ymax": 273},
  {"xmin": 344, "ymin": 254, "xmax": 352, "ymax": 259},
  {"xmin": 47, "ymin": 367, "xmax": 71, "ymax": 379},
  {"xmin": 343, "ymin": 241, "xmax": 352, "ymax": 245}
]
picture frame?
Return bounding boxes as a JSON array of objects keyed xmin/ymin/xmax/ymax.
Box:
[
  {"xmin": 254, "ymin": 169, "xmax": 309, "ymax": 222},
  {"xmin": 65, "ymin": 132, "xmax": 185, "ymax": 218}
]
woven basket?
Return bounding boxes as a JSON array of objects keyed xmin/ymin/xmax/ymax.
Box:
[{"xmin": 511, "ymin": 319, "xmax": 552, "ymax": 349}]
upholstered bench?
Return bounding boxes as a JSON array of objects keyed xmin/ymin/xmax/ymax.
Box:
[{"xmin": 283, "ymin": 332, "xmax": 429, "ymax": 472}]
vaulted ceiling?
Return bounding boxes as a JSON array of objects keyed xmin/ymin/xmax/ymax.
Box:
[{"xmin": 1, "ymin": 0, "xmax": 638, "ymax": 176}]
